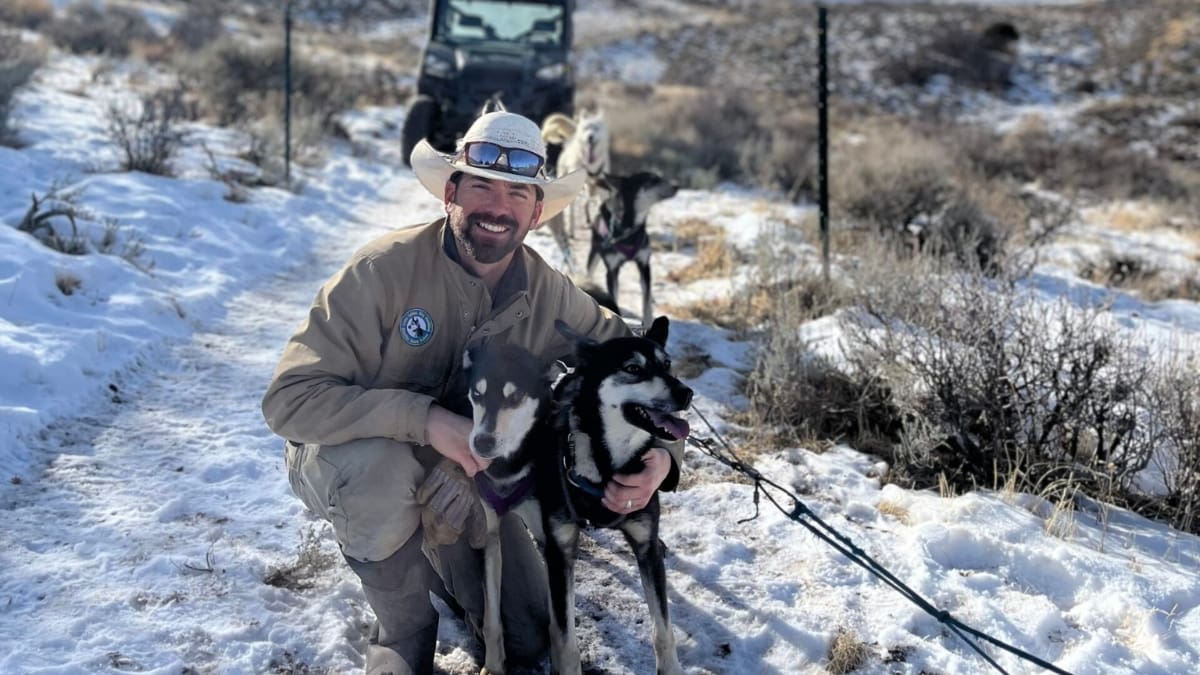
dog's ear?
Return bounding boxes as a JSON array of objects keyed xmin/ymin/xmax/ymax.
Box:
[
  {"xmin": 463, "ymin": 345, "xmax": 477, "ymax": 371},
  {"xmin": 645, "ymin": 316, "xmax": 669, "ymax": 348}
]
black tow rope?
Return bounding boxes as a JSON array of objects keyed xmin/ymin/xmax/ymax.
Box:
[{"xmin": 685, "ymin": 404, "xmax": 1074, "ymax": 675}]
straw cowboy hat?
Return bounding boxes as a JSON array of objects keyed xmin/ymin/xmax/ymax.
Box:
[{"xmin": 410, "ymin": 112, "xmax": 586, "ymax": 225}]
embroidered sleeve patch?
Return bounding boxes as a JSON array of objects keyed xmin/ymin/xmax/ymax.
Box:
[{"xmin": 400, "ymin": 308, "xmax": 434, "ymax": 346}]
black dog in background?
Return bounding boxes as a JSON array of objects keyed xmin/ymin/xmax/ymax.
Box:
[{"xmin": 586, "ymin": 172, "xmax": 677, "ymax": 327}]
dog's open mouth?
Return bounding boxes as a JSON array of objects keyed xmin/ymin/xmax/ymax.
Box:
[{"xmin": 626, "ymin": 403, "xmax": 690, "ymax": 441}]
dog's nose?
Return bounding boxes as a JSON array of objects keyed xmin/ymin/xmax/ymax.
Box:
[
  {"xmin": 676, "ymin": 384, "xmax": 693, "ymax": 409},
  {"xmin": 472, "ymin": 434, "xmax": 495, "ymax": 457}
]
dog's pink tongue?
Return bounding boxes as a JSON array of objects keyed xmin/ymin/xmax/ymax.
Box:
[{"xmin": 648, "ymin": 410, "xmax": 690, "ymax": 440}]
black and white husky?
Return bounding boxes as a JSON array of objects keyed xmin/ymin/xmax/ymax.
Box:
[
  {"xmin": 463, "ymin": 342, "xmax": 554, "ymax": 675},
  {"xmin": 587, "ymin": 172, "xmax": 678, "ymax": 327},
  {"xmin": 536, "ymin": 316, "xmax": 692, "ymax": 675}
]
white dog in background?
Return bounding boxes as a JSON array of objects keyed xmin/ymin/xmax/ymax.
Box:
[{"xmin": 540, "ymin": 109, "xmax": 611, "ymax": 269}]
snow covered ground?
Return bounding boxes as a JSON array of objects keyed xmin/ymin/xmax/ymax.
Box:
[{"xmin": 3, "ymin": 4, "xmax": 1200, "ymax": 675}]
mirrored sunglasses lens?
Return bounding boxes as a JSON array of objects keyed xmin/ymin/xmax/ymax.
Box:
[
  {"xmin": 466, "ymin": 142, "xmax": 502, "ymax": 167},
  {"xmin": 506, "ymin": 149, "xmax": 543, "ymax": 176}
]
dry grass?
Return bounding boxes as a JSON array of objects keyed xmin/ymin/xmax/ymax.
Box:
[
  {"xmin": 876, "ymin": 500, "xmax": 912, "ymax": 525},
  {"xmin": 667, "ymin": 217, "xmax": 723, "ymax": 252},
  {"xmin": 1043, "ymin": 490, "xmax": 1079, "ymax": 540},
  {"xmin": 826, "ymin": 628, "xmax": 870, "ymax": 674},
  {"xmin": 666, "ymin": 230, "xmax": 739, "ymax": 284},
  {"xmin": 1097, "ymin": 202, "xmax": 1172, "ymax": 232},
  {"xmin": 659, "ymin": 287, "xmax": 774, "ymax": 336}
]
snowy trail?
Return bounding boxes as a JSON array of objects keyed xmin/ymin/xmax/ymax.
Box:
[{"xmin": 0, "ymin": 183, "xmax": 418, "ymax": 673}]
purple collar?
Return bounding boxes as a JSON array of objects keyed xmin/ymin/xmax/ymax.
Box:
[{"xmin": 475, "ymin": 472, "xmax": 535, "ymax": 516}]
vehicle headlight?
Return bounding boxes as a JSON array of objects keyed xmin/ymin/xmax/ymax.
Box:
[
  {"xmin": 536, "ymin": 62, "xmax": 566, "ymax": 80},
  {"xmin": 424, "ymin": 53, "xmax": 455, "ymax": 78}
]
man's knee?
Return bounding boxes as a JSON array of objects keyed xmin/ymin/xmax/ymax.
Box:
[{"xmin": 286, "ymin": 437, "xmax": 439, "ymax": 562}]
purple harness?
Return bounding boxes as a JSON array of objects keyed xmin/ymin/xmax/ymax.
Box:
[{"xmin": 474, "ymin": 472, "xmax": 535, "ymax": 516}]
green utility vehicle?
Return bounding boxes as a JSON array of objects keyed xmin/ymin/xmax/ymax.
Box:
[{"xmin": 402, "ymin": 0, "xmax": 575, "ymax": 164}]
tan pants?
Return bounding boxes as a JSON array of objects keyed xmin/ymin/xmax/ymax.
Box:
[{"xmin": 285, "ymin": 437, "xmax": 549, "ymax": 669}]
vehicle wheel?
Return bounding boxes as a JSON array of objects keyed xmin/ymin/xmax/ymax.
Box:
[{"xmin": 401, "ymin": 96, "xmax": 437, "ymax": 167}]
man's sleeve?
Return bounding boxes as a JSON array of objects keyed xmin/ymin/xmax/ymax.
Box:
[
  {"xmin": 261, "ymin": 255, "xmax": 435, "ymax": 447},
  {"xmin": 554, "ymin": 277, "xmax": 632, "ymax": 349}
]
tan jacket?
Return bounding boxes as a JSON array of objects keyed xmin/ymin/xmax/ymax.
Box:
[{"xmin": 262, "ymin": 218, "xmax": 630, "ymax": 448}]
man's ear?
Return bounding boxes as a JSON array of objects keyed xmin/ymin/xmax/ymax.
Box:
[
  {"xmin": 528, "ymin": 200, "xmax": 546, "ymax": 231},
  {"xmin": 443, "ymin": 180, "xmax": 457, "ymax": 209}
]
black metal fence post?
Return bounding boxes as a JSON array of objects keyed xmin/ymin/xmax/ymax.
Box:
[
  {"xmin": 284, "ymin": 0, "xmax": 293, "ymax": 184},
  {"xmin": 817, "ymin": 4, "xmax": 830, "ymax": 283}
]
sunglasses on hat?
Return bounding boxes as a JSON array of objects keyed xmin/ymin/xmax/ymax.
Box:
[{"xmin": 462, "ymin": 141, "xmax": 545, "ymax": 178}]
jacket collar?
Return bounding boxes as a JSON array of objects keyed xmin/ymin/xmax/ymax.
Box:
[{"xmin": 441, "ymin": 221, "xmax": 529, "ymax": 309}]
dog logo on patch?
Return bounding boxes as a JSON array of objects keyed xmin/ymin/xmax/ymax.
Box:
[{"xmin": 400, "ymin": 308, "xmax": 434, "ymax": 346}]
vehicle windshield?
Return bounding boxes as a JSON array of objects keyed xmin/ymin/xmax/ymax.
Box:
[{"xmin": 435, "ymin": 0, "xmax": 565, "ymax": 47}]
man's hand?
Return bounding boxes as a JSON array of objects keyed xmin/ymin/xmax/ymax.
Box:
[
  {"xmin": 416, "ymin": 457, "xmax": 488, "ymax": 548},
  {"xmin": 603, "ymin": 446, "xmax": 672, "ymax": 514},
  {"xmin": 426, "ymin": 404, "xmax": 490, "ymax": 476}
]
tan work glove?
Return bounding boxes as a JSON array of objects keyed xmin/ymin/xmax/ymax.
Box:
[{"xmin": 416, "ymin": 458, "xmax": 487, "ymax": 549}]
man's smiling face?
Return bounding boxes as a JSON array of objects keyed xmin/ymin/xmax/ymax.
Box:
[{"xmin": 446, "ymin": 174, "xmax": 544, "ymax": 264}]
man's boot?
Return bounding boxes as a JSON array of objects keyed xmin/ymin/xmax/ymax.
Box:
[{"xmin": 345, "ymin": 535, "xmax": 441, "ymax": 675}]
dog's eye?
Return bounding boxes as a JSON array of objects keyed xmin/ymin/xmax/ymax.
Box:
[
  {"xmin": 623, "ymin": 364, "xmax": 643, "ymax": 376},
  {"xmin": 470, "ymin": 388, "xmax": 482, "ymax": 399},
  {"xmin": 663, "ymin": 359, "xmax": 672, "ymax": 371}
]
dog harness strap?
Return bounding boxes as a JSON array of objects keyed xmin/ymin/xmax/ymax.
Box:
[
  {"xmin": 474, "ymin": 473, "xmax": 535, "ymax": 516},
  {"xmin": 563, "ymin": 457, "xmax": 605, "ymax": 499},
  {"xmin": 560, "ymin": 431, "xmax": 626, "ymax": 528}
]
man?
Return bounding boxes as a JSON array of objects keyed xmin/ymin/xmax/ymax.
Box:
[{"xmin": 262, "ymin": 111, "xmax": 682, "ymax": 675}]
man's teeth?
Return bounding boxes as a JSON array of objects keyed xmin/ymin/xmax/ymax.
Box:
[{"xmin": 478, "ymin": 222, "xmax": 507, "ymax": 233}]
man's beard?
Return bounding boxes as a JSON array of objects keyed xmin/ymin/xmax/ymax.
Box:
[{"xmin": 449, "ymin": 210, "xmax": 525, "ymax": 264}]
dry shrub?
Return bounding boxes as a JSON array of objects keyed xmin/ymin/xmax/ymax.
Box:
[
  {"xmin": 845, "ymin": 272, "xmax": 1162, "ymax": 502},
  {"xmin": 833, "ymin": 120, "xmax": 955, "ymax": 235},
  {"xmin": 47, "ymin": 2, "xmax": 159, "ymax": 57},
  {"xmin": 880, "ymin": 20, "xmax": 1017, "ymax": 90},
  {"xmin": 1097, "ymin": 7, "xmax": 1200, "ymax": 97},
  {"xmin": 0, "ymin": 0, "xmax": 53, "ymax": 30},
  {"xmin": 1144, "ymin": 359, "xmax": 1200, "ymax": 534},
  {"xmin": 832, "ymin": 121, "xmax": 1012, "ymax": 271},
  {"xmin": 1080, "ymin": 252, "xmax": 1200, "ymax": 303},
  {"xmin": 739, "ymin": 107, "xmax": 819, "ymax": 201},
  {"xmin": 168, "ymin": 4, "xmax": 225, "ymax": 52},
  {"xmin": 16, "ymin": 184, "xmax": 89, "ymax": 254},
  {"xmin": 0, "ymin": 29, "xmax": 43, "ymax": 145},
  {"xmin": 184, "ymin": 37, "xmax": 375, "ymax": 132},
  {"xmin": 826, "ymin": 628, "xmax": 870, "ymax": 674},
  {"xmin": 603, "ymin": 83, "xmax": 771, "ymax": 190},
  {"xmin": 263, "ymin": 526, "xmax": 339, "ymax": 592},
  {"xmin": 741, "ymin": 239, "xmax": 876, "ymax": 448},
  {"xmin": 107, "ymin": 89, "xmax": 187, "ymax": 176},
  {"xmin": 960, "ymin": 116, "xmax": 1194, "ymax": 204}
]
